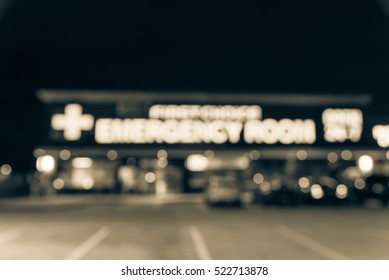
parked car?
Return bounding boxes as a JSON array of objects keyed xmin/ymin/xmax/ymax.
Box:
[
  {"xmin": 204, "ymin": 175, "xmax": 242, "ymax": 207},
  {"xmin": 254, "ymin": 173, "xmax": 298, "ymax": 206},
  {"xmin": 348, "ymin": 173, "xmax": 389, "ymax": 206},
  {"xmin": 256, "ymin": 159, "xmax": 354, "ymax": 206}
]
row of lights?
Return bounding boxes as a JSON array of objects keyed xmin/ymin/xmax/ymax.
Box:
[
  {"xmin": 186, "ymin": 149, "xmax": 371, "ymax": 166},
  {"xmin": 34, "ymin": 147, "xmax": 378, "ymax": 180},
  {"xmin": 35, "ymin": 149, "xmax": 123, "ymax": 174},
  {"xmin": 327, "ymin": 150, "xmax": 352, "ymax": 163},
  {"xmin": 143, "ymin": 150, "xmax": 170, "ymax": 184},
  {"xmin": 255, "ymin": 174, "xmax": 349, "ymax": 200},
  {"xmin": 36, "ymin": 148, "xmax": 119, "ymax": 161}
]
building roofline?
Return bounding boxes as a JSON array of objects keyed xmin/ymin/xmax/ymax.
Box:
[{"xmin": 37, "ymin": 89, "xmax": 374, "ymax": 106}]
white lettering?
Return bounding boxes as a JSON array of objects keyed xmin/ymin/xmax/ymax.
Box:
[
  {"xmin": 224, "ymin": 122, "xmax": 243, "ymax": 143},
  {"xmin": 95, "ymin": 119, "xmax": 246, "ymax": 144},
  {"xmin": 322, "ymin": 108, "xmax": 363, "ymax": 143},
  {"xmin": 95, "ymin": 119, "xmax": 112, "ymax": 143},
  {"xmin": 373, "ymin": 125, "xmax": 389, "ymax": 147},
  {"xmin": 244, "ymin": 119, "xmax": 316, "ymax": 144},
  {"xmin": 148, "ymin": 104, "xmax": 262, "ymax": 121}
]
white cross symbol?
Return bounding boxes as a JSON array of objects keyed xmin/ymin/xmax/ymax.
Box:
[{"xmin": 51, "ymin": 104, "xmax": 94, "ymax": 141}]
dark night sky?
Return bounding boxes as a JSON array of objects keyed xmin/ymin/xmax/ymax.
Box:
[{"xmin": 1, "ymin": 0, "xmax": 389, "ymax": 170}]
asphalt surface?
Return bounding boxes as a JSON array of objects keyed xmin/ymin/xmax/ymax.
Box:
[{"xmin": 0, "ymin": 196, "xmax": 389, "ymax": 260}]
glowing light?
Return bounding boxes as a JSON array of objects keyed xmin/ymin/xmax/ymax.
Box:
[
  {"xmin": 148, "ymin": 104, "xmax": 262, "ymax": 121},
  {"xmin": 322, "ymin": 108, "xmax": 363, "ymax": 143},
  {"xmin": 95, "ymin": 118, "xmax": 243, "ymax": 144},
  {"xmin": 52, "ymin": 104, "xmax": 94, "ymax": 141},
  {"xmin": 354, "ymin": 178, "xmax": 366, "ymax": 190},
  {"xmin": 244, "ymin": 119, "xmax": 316, "ymax": 145},
  {"xmin": 239, "ymin": 158, "xmax": 249, "ymax": 169},
  {"xmin": 157, "ymin": 158, "xmax": 168, "ymax": 168},
  {"xmin": 157, "ymin": 150, "xmax": 168, "ymax": 159},
  {"xmin": 0, "ymin": 164, "xmax": 12, "ymax": 176},
  {"xmin": 310, "ymin": 184, "xmax": 324, "ymax": 200},
  {"xmin": 372, "ymin": 183, "xmax": 384, "ymax": 194},
  {"xmin": 53, "ymin": 178, "xmax": 65, "ymax": 190},
  {"xmin": 327, "ymin": 152, "xmax": 338, "ymax": 163},
  {"xmin": 358, "ymin": 155, "xmax": 374, "ymax": 173},
  {"xmin": 373, "ymin": 125, "xmax": 389, "ymax": 147},
  {"xmin": 386, "ymin": 151, "xmax": 389, "ymax": 160},
  {"xmin": 249, "ymin": 150, "xmax": 260, "ymax": 160},
  {"xmin": 271, "ymin": 178, "xmax": 282, "ymax": 191},
  {"xmin": 299, "ymin": 177, "xmax": 310, "ymax": 189},
  {"xmin": 36, "ymin": 155, "xmax": 55, "ymax": 173},
  {"xmin": 260, "ymin": 181, "xmax": 272, "ymax": 195},
  {"xmin": 296, "ymin": 150, "xmax": 307, "ymax": 160},
  {"xmin": 253, "ymin": 173, "xmax": 264, "ymax": 184},
  {"xmin": 341, "ymin": 150, "xmax": 352, "ymax": 161},
  {"xmin": 93, "ymin": 102, "xmax": 318, "ymax": 145},
  {"xmin": 72, "ymin": 157, "xmax": 93, "ymax": 169},
  {"xmin": 335, "ymin": 184, "xmax": 348, "ymax": 199},
  {"xmin": 82, "ymin": 178, "xmax": 94, "ymax": 189},
  {"xmin": 107, "ymin": 150, "xmax": 118, "ymax": 160},
  {"xmin": 59, "ymin": 149, "xmax": 71, "ymax": 160},
  {"xmin": 145, "ymin": 172, "xmax": 156, "ymax": 183},
  {"xmin": 185, "ymin": 154, "xmax": 209, "ymax": 172}
]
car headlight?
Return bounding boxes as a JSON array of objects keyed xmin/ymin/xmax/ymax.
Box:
[
  {"xmin": 36, "ymin": 155, "xmax": 56, "ymax": 173},
  {"xmin": 354, "ymin": 178, "xmax": 366, "ymax": 190},
  {"xmin": 358, "ymin": 155, "xmax": 374, "ymax": 174},
  {"xmin": 310, "ymin": 184, "xmax": 324, "ymax": 199},
  {"xmin": 260, "ymin": 181, "xmax": 272, "ymax": 195},
  {"xmin": 335, "ymin": 184, "xmax": 348, "ymax": 199}
]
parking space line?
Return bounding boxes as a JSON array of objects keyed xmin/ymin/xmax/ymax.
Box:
[
  {"xmin": 0, "ymin": 228, "xmax": 21, "ymax": 245},
  {"xmin": 277, "ymin": 225, "xmax": 349, "ymax": 260},
  {"xmin": 189, "ymin": 226, "xmax": 212, "ymax": 260},
  {"xmin": 65, "ymin": 226, "xmax": 110, "ymax": 260}
]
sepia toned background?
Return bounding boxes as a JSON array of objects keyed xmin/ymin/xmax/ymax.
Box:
[{"xmin": 1, "ymin": 0, "xmax": 389, "ymax": 260}]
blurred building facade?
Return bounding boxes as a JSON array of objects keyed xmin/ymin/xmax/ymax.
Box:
[{"xmin": 31, "ymin": 90, "xmax": 389, "ymax": 203}]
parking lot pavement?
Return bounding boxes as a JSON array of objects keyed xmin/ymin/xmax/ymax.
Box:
[
  {"xmin": 0, "ymin": 193, "xmax": 203, "ymax": 210},
  {"xmin": 0, "ymin": 197, "xmax": 389, "ymax": 259}
]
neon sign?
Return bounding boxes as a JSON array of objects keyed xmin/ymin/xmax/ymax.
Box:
[
  {"xmin": 51, "ymin": 104, "xmax": 94, "ymax": 141},
  {"xmin": 95, "ymin": 119, "xmax": 244, "ymax": 144},
  {"xmin": 244, "ymin": 119, "xmax": 316, "ymax": 144},
  {"xmin": 51, "ymin": 103, "xmax": 317, "ymax": 145},
  {"xmin": 148, "ymin": 105, "xmax": 262, "ymax": 121},
  {"xmin": 322, "ymin": 108, "xmax": 363, "ymax": 143},
  {"xmin": 372, "ymin": 125, "xmax": 389, "ymax": 148}
]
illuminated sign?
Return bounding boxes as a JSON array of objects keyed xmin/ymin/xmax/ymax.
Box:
[
  {"xmin": 94, "ymin": 105, "xmax": 316, "ymax": 144},
  {"xmin": 244, "ymin": 119, "xmax": 316, "ymax": 144},
  {"xmin": 95, "ymin": 119, "xmax": 245, "ymax": 144},
  {"xmin": 50, "ymin": 104, "xmax": 317, "ymax": 145},
  {"xmin": 51, "ymin": 104, "xmax": 94, "ymax": 141},
  {"xmin": 148, "ymin": 105, "xmax": 262, "ymax": 121},
  {"xmin": 322, "ymin": 108, "xmax": 363, "ymax": 143},
  {"xmin": 372, "ymin": 125, "xmax": 389, "ymax": 147}
]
